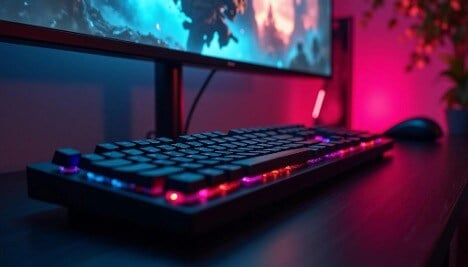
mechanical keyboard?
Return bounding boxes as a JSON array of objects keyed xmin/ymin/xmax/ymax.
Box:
[{"xmin": 27, "ymin": 125, "xmax": 393, "ymax": 234}]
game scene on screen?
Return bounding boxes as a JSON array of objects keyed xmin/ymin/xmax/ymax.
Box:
[{"xmin": 0, "ymin": 0, "xmax": 331, "ymax": 75}]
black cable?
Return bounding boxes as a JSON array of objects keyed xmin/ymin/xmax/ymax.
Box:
[{"xmin": 183, "ymin": 69, "xmax": 217, "ymax": 135}]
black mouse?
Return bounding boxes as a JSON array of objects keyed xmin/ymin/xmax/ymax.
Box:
[{"xmin": 384, "ymin": 117, "xmax": 443, "ymax": 141}]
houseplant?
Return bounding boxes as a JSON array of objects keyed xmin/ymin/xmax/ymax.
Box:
[{"xmin": 362, "ymin": 0, "xmax": 468, "ymax": 134}]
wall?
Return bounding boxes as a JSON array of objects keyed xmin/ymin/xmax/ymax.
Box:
[
  {"xmin": 183, "ymin": 68, "xmax": 321, "ymax": 134},
  {"xmin": 333, "ymin": 0, "xmax": 450, "ymax": 133},
  {"xmin": 0, "ymin": 42, "xmax": 320, "ymax": 173},
  {"xmin": 0, "ymin": 43, "xmax": 154, "ymax": 172}
]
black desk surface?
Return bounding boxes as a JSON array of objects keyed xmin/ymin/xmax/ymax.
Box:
[{"xmin": 1, "ymin": 137, "xmax": 467, "ymax": 267}]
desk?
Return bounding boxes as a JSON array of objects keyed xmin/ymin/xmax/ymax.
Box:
[{"xmin": 1, "ymin": 137, "xmax": 467, "ymax": 267}]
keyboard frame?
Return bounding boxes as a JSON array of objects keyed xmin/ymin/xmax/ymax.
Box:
[{"xmin": 27, "ymin": 138, "xmax": 393, "ymax": 235}]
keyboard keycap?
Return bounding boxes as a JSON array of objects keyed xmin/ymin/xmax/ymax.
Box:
[
  {"xmin": 153, "ymin": 137, "xmax": 173, "ymax": 143},
  {"xmin": 299, "ymin": 140, "xmax": 321, "ymax": 146},
  {"xmin": 153, "ymin": 159, "xmax": 176, "ymax": 166},
  {"xmin": 180, "ymin": 163, "xmax": 204, "ymax": 169},
  {"xmin": 115, "ymin": 141, "xmax": 136, "ymax": 149},
  {"xmin": 113, "ymin": 163, "xmax": 156, "ymax": 172},
  {"xmin": 177, "ymin": 135, "xmax": 197, "ymax": 142},
  {"xmin": 232, "ymin": 148, "xmax": 314, "ymax": 175},
  {"xmin": 80, "ymin": 153, "xmax": 105, "ymax": 169},
  {"xmin": 197, "ymin": 159, "xmax": 221, "ymax": 166},
  {"xmin": 180, "ymin": 149, "xmax": 199, "ymax": 155},
  {"xmin": 140, "ymin": 146, "xmax": 161, "ymax": 153},
  {"xmin": 164, "ymin": 151, "xmax": 185, "ymax": 157},
  {"xmin": 127, "ymin": 155, "xmax": 152, "ymax": 163},
  {"xmin": 173, "ymin": 143, "xmax": 191, "ymax": 149},
  {"xmin": 203, "ymin": 152, "xmax": 222, "ymax": 157},
  {"xmin": 52, "ymin": 148, "xmax": 81, "ymax": 167},
  {"xmin": 122, "ymin": 149, "xmax": 144, "ymax": 156},
  {"xmin": 102, "ymin": 151, "xmax": 125, "ymax": 158},
  {"xmin": 111, "ymin": 164, "xmax": 158, "ymax": 186},
  {"xmin": 198, "ymin": 168, "xmax": 226, "ymax": 185},
  {"xmin": 213, "ymin": 157, "xmax": 233, "ymax": 163},
  {"xmin": 95, "ymin": 143, "xmax": 119, "ymax": 153},
  {"xmin": 199, "ymin": 140, "xmax": 216, "ymax": 145},
  {"xmin": 132, "ymin": 140, "xmax": 151, "ymax": 146},
  {"xmin": 187, "ymin": 154, "xmax": 209, "ymax": 160},
  {"xmin": 159, "ymin": 145, "xmax": 176, "ymax": 151},
  {"xmin": 146, "ymin": 153, "xmax": 169, "ymax": 160},
  {"xmin": 187, "ymin": 141, "xmax": 203, "ymax": 147},
  {"xmin": 166, "ymin": 172, "xmax": 207, "ymax": 193},
  {"xmin": 88, "ymin": 159, "xmax": 132, "ymax": 175},
  {"xmin": 310, "ymin": 145, "xmax": 329, "ymax": 154},
  {"xmin": 215, "ymin": 165, "xmax": 244, "ymax": 180},
  {"xmin": 172, "ymin": 157, "xmax": 194, "ymax": 163},
  {"xmin": 138, "ymin": 167, "xmax": 184, "ymax": 187}
]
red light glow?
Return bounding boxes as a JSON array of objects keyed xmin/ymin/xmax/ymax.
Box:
[
  {"xmin": 169, "ymin": 192, "xmax": 179, "ymax": 201},
  {"xmin": 360, "ymin": 141, "xmax": 375, "ymax": 148},
  {"xmin": 165, "ymin": 181, "xmax": 241, "ymax": 205},
  {"xmin": 169, "ymin": 164, "xmax": 308, "ymax": 205},
  {"xmin": 165, "ymin": 191, "xmax": 185, "ymax": 205}
]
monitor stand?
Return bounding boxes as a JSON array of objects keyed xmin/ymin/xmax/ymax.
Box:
[{"xmin": 155, "ymin": 62, "xmax": 183, "ymax": 139}]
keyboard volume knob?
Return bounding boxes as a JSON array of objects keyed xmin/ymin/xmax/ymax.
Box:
[{"xmin": 52, "ymin": 148, "xmax": 81, "ymax": 168}]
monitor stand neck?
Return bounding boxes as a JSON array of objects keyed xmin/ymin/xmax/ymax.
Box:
[{"xmin": 155, "ymin": 62, "xmax": 183, "ymax": 139}]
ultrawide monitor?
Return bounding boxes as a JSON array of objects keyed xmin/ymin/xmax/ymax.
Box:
[{"xmin": 0, "ymin": 0, "xmax": 331, "ymax": 77}]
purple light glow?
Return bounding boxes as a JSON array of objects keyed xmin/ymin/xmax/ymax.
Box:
[
  {"xmin": 59, "ymin": 166, "xmax": 79, "ymax": 174},
  {"xmin": 198, "ymin": 189, "xmax": 209, "ymax": 199},
  {"xmin": 241, "ymin": 175, "xmax": 263, "ymax": 186},
  {"xmin": 307, "ymin": 157, "xmax": 323, "ymax": 164},
  {"xmin": 325, "ymin": 151, "xmax": 342, "ymax": 158},
  {"xmin": 314, "ymin": 136, "xmax": 324, "ymax": 141}
]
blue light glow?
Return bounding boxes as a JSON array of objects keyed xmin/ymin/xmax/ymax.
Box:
[
  {"xmin": 86, "ymin": 172, "xmax": 106, "ymax": 183},
  {"xmin": 111, "ymin": 179, "xmax": 125, "ymax": 188},
  {"xmin": 86, "ymin": 172, "xmax": 95, "ymax": 179}
]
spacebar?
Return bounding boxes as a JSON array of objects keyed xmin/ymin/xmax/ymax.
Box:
[{"xmin": 232, "ymin": 148, "xmax": 314, "ymax": 176}]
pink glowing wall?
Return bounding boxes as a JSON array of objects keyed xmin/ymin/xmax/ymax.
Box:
[
  {"xmin": 333, "ymin": 0, "xmax": 450, "ymax": 132},
  {"xmin": 195, "ymin": 0, "xmax": 452, "ymax": 134}
]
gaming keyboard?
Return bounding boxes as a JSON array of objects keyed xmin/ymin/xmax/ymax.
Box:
[{"xmin": 27, "ymin": 125, "xmax": 393, "ymax": 234}]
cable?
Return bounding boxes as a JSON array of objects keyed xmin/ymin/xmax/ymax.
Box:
[{"xmin": 183, "ymin": 69, "xmax": 217, "ymax": 135}]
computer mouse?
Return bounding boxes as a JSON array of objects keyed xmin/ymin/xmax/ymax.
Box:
[{"xmin": 384, "ymin": 117, "xmax": 443, "ymax": 141}]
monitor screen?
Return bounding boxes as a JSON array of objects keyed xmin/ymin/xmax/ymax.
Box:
[{"xmin": 0, "ymin": 0, "xmax": 331, "ymax": 77}]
